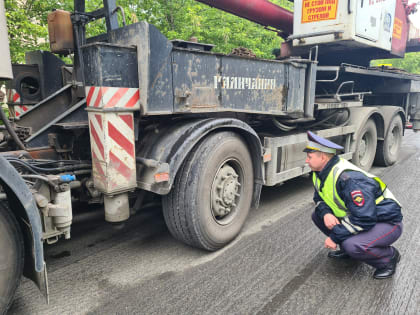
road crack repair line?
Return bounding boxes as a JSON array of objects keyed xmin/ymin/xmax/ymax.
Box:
[{"xmin": 256, "ymin": 251, "xmax": 325, "ymax": 315}]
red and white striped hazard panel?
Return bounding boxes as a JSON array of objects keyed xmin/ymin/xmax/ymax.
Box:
[
  {"xmin": 6, "ymin": 89, "xmax": 21, "ymax": 104},
  {"xmin": 85, "ymin": 86, "xmax": 140, "ymax": 109},
  {"xmin": 14, "ymin": 105, "xmax": 30, "ymax": 117},
  {"xmin": 5, "ymin": 90, "xmax": 31, "ymax": 118},
  {"xmin": 88, "ymin": 112, "xmax": 137, "ymax": 193}
]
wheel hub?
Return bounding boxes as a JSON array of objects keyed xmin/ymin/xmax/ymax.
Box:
[
  {"xmin": 359, "ymin": 137, "xmax": 367, "ymax": 160},
  {"xmin": 211, "ymin": 164, "xmax": 241, "ymax": 219},
  {"xmin": 388, "ymin": 127, "xmax": 398, "ymax": 153}
]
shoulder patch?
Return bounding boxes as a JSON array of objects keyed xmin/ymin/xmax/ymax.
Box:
[
  {"xmin": 340, "ymin": 172, "xmax": 350, "ymax": 181},
  {"xmin": 351, "ymin": 190, "xmax": 365, "ymax": 206}
]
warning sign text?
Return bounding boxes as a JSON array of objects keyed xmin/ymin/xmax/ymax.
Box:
[{"xmin": 302, "ymin": 0, "xmax": 338, "ymax": 23}]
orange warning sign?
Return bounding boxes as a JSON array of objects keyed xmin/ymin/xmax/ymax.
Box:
[
  {"xmin": 302, "ymin": 0, "xmax": 338, "ymax": 23},
  {"xmin": 392, "ymin": 17, "xmax": 402, "ymax": 40}
]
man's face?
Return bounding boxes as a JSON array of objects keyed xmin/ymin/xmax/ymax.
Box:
[{"xmin": 305, "ymin": 151, "xmax": 326, "ymax": 172}]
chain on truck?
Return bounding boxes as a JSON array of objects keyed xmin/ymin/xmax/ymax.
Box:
[{"xmin": 1, "ymin": 0, "xmax": 420, "ymax": 312}]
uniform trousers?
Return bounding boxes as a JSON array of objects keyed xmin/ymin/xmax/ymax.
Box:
[{"xmin": 311, "ymin": 212, "xmax": 403, "ymax": 269}]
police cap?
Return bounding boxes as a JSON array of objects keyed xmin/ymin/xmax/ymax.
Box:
[{"xmin": 303, "ymin": 131, "xmax": 344, "ymax": 154}]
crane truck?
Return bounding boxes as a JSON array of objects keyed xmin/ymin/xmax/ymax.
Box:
[{"xmin": 1, "ymin": 0, "xmax": 420, "ymax": 311}]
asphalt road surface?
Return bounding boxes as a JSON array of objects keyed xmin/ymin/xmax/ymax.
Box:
[{"xmin": 9, "ymin": 130, "xmax": 420, "ymax": 314}]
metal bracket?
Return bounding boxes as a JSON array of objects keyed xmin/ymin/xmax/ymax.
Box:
[
  {"xmin": 316, "ymin": 81, "xmax": 372, "ymax": 102},
  {"xmin": 288, "ymin": 30, "xmax": 344, "ymax": 43},
  {"xmin": 316, "ymin": 66, "xmax": 340, "ymax": 83},
  {"xmin": 308, "ymin": 46, "xmax": 319, "ymax": 62}
]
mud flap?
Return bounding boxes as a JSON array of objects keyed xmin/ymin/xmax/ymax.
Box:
[{"xmin": 0, "ymin": 156, "xmax": 48, "ymax": 302}]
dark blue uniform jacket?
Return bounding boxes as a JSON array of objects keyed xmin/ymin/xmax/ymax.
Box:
[{"xmin": 314, "ymin": 156, "xmax": 403, "ymax": 244}]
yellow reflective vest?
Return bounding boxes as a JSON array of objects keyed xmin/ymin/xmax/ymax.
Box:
[{"xmin": 312, "ymin": 158, "xmax": 401, "ymax": 218}]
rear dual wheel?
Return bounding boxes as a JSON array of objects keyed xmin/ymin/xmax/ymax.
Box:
[
  {"xmin": 0, "ymin": 201, "xmax": 24, "ymax": 314},
  {"xmin": 162, "ymin": 131, "xmax": 254, "ymax": 251},
  {"xmin": 374, "ymin": 115, "xmax": 403, "ymax": 166},
  {"xmin": 352, "ymin": 116, "xmax": 403, "ymax": 170},
  {"xmin": 352, "ymin": 119, "xmax": 377, "ymax": 171}
]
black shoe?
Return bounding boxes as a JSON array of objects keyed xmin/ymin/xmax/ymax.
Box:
[
  {"xmin": 373, "ymin": 247, "xmax": 401, "ymax": 279},
  {"xmin": 327, "ymin": 249, "xmax": 350, "ymax": 259}
]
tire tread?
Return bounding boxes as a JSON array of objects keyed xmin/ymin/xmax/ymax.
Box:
[
  {"xmin": 0, "ymin": 200, "xmax": 24, "ymax": 314},
  {"xmin": 162, "ymin": 131, "xmax": 253, "ymax": 251},
  {"xmin": 374, "ymin": 115, "xmax": 403, "ymax": 167}
]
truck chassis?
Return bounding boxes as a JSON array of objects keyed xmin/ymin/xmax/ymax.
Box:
[{"xmin": 1, "ymin": 0, "xmax": 420, "ymax": 311}]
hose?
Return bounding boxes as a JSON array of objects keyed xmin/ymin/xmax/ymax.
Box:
[
  {"xmin": 20, "ymin": 174, "xmax": 57, "ymax": 187},
  {"xmin": 304, "ymin": 108, "xmax": 350, "ymax": 129},
  {"xmin": 30, "ymin": 159, "xmax": 91, "ymax": 166},
  {"xmin": 29, "ymin": 163, "xmax": 92, "ymax": 172},
  {"xmin": 7, "ymin": 159, "xmax": 40, "ymax": 174},
  {"xmin": 29, "ymin": 162, "xmax": 92, "ymax": 171},
  {"xmin": 271, "ymin": 116, "xmax": 297, "ymax": 131},
  {"xmin": 271, "ymin": 108, "xmax": 350, "ymax": 132},
  {"xmin": 72, "ymin": 169, "xmax": 92, "ymax": 175},
  {"xmin": 6, "ymin": 157, "xmax": 91, "ymax": 172},
  {"xmin": 0, "ymin": 106, "xmax": 26, "ymax": 150}
]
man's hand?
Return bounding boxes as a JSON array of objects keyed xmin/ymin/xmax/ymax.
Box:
[
  {"xmin": 324, "ymin": 237, "xmax": 337, "ymax": 250},
  {"xmin": 323, "ymin": 213, "xmax": 340, "ymax": 230}
]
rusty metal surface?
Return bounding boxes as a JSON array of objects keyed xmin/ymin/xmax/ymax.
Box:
[
  {"xmin": 109, "ymin": 22, "xmax": 174, "ymax": 114},
  {"xmin": 27, "ymin": 148, "xmax": 59, "ymax": 160},
  {"xmin": 47, "ymin": 10, "xmax": 74, "ymax": 54},
  {"xmin": 82, "ymin": 43, "xmax": 138, "ymax": 88},
  {"xmin": 229, "ymin": 47, "xmax": 256, "ymax": 58},
  {"xmin": 0, "ymin": 148, "xmax": 58, "ymax": 160},
  {"xmin": 105, "ymin": 22, "xmax": 313, "ymax": 116},
  {"xmin": 172, "ymin": 51, "xmax": 219, "ymax": 111},
  {"xmin": 172, "ymin": 49, "xmax": 308, "ymax": 116}
]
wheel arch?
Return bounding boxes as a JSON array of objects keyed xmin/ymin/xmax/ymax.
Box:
[
  {"xmin": 0, "ymin": 156, "xmax": 47, "ymax": 295},
  {"xmin": 136, "ymin": 118, "xmax": 263, "ymax": 209}
]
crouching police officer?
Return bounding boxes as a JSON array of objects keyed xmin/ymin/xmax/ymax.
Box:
[{"xmin": 304, "ymin": 131, "xmax": 403, "ymax": 279}]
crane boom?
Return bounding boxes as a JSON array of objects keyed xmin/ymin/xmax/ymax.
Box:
[{"xmin": 195, "ymin": 0, "xmax": 293, "ymax": 36}]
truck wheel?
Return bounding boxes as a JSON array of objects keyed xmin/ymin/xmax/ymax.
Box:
[
  {"xmin": 352, "ymin": 119, "xmax": 377, "ymax": 171},
  {"xmin": 374, "ymin": 115, "xmax": 403, "ymax": 166},
  {"xmin": 0, "ymin": 201, "xmax": 24, "ymax": 314},
  {"xmin": 162, "ymin": 131, "xmax": 254, "ymax": 251}
]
